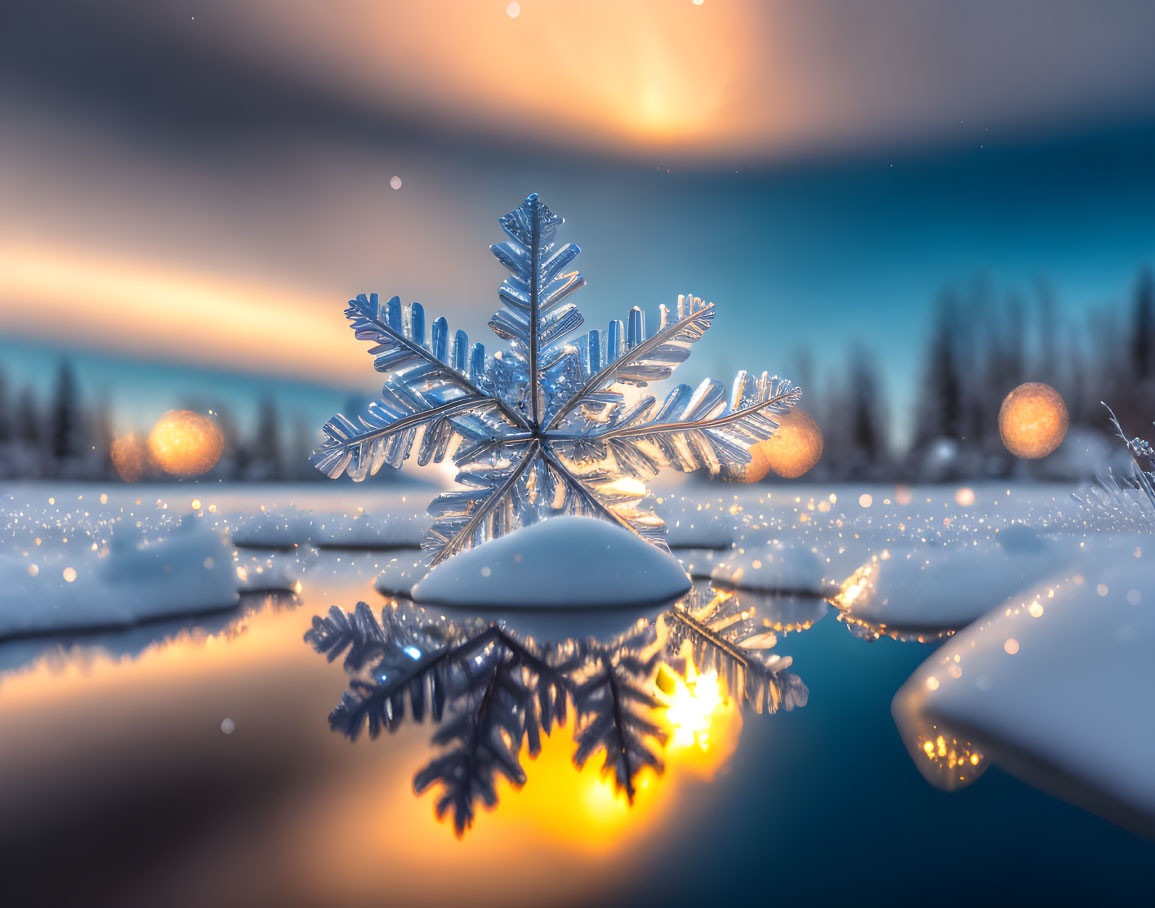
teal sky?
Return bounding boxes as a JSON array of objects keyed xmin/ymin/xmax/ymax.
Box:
[{"xmin": 2, "ymin": 1, "xmax": 1154, "ymax": 447}]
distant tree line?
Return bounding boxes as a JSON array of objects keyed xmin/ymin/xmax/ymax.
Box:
[
  {"xmin": 792, "ymin": 268, "xmax": 1155, "ymax": 482},
  {"xmin": 3, "ymin": 268, "xmax": 1153, "ymax": 483},
  {"xmin": 0, "ymin": 364, "xmax": 322, "ymax": 482}
]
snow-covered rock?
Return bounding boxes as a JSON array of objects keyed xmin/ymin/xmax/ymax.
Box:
[
  {"xmin": 831, "ymin": 527, "xmax": 1076, "ymax": 637},
  {"xmin": 893, "ymin": 537, "xmax": 1155, "ymax": 835},
  {"xmin": 413, "ymin": 516, "xmax": 690, "ymax": 609},
  {"xmin": 710, "ymin": 539, "xmax": 827, "ymax": 596},
  {"xmin": 0, "ymin": 517, "xmax": 238, "ymax": 638}
]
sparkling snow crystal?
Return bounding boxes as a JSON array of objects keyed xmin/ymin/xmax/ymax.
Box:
[{"xmin": 312, "ymin": 193, "xmax": 800, "ymax": 564}]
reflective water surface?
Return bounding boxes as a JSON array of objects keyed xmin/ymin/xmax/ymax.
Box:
[{"xmin": 2, "ymin": 550, "xmax": 1152, "ymax": 907}]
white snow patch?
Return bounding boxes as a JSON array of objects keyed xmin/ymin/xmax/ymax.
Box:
[
  {"xmin": 893, "ymin": 536, "xmax": 1155, "ymax": 835},
  {"xmin": 230, "ymin": 508, "xmax": 315, "ymax": 548},
  {"xmin": 374, "ymin": 552, "xmax": 430, "ymax": 598},
  {"xmin": 313, "ymin": 510, "xmax": 428, "ymax": 549},
  {"xmin": 832, "ymin": 527, "xmax": 1077, "ymax": 635},
  {"xmin": 236, "ymin": 550, "xmax": 303, "ymax": 594},
  {"xmin": 710, "ymin": 539, "xmax": 827, "ymax": 595},
  {"xmin": 412, "ymin": 516, "xmax": 691, "ymax": 610},
  {"xmin": 660, "ymin": 497, "xmax": 741, "ymax": 548},
  {"xmin": 0, "ymin": 517, "xmax": 238, "ymax": 638}
]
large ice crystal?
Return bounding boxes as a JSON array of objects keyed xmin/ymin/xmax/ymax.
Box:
[{"xmin": 312, "ymin": 193, "xmax": 799, "ymax": 564}]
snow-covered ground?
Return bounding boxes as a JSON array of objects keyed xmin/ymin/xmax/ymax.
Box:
[
  {"xmin": 0, "ymin": 479, "xmax": 1113, "ymax": 641},
  {"xmin": 1, "ymin": 478, "xmax": 1151, "ymax": 833}
]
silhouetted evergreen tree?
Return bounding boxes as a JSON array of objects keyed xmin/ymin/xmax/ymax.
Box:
[
  {"xmin": 50, "ymin": 361, "xmax": 83, "ymax": 472},
  {"xmin": 0, "ymin": 368, "xmax": 9, "ymax": 446},
  {"xmin": 253, "ymin": 395, "xmax": 283, "ymax": 480}
]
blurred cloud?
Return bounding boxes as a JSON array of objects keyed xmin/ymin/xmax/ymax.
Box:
[
  {"xmin": 2, "ymin": 0, "xmax": 1155, "ymax": 446},
  {"xmin": 6, "ymin": 1, "xmax": 1155, "ymax": 161}
]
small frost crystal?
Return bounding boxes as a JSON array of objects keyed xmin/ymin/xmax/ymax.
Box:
[{"xmin": 312, "ymin": 193, "xmax": 800, "ymax": 564}]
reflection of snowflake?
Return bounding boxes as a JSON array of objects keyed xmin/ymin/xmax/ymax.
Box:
[
  {"xmin": 307, "ymin": 588, "xmax": 808, "ymax": 835},
  {"xmin": 312, "ymin": 193, "xmax": 799, "ymax": 564}
]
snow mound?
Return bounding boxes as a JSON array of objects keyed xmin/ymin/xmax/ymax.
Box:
[
  {"xmin": 374, "ymin": 552, "xmax": 430, "ymax": 598},
  {"xmin": 710, "ymin": 540, "xmax": 827, "ymax": 595},
  {"xmin": 236, "ymin": 551, "xmax": 302, "ymax": 594},
  {"xmin": 893, "ymin": 536, "xmax": 1155, "ymax": 836},
  {"xmin": 411, "ymin": 516, "xmax": 691, "ymax": 610},
  {"xmin": 832, "ymin": 528, "xmax": 1076, "ymax": 636},
  {"xmin": 0, "ymin": 517, "xmax": 238, "ymax": 638}
]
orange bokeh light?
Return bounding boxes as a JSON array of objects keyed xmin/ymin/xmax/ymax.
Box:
[
  {"xmin": 998, "ymin": 382, "xmax": 1068, "ymax": 459},
  {"xmin": 147, "ymin": 409, "xmax": 225, "ymax": 477},
  {"xmin": 742, "ymin": 408, "xmax": 823, "ymax": 480},
  {"xmin": 110, "ymin": 432, "xmax": 149, "ymax": 482}
]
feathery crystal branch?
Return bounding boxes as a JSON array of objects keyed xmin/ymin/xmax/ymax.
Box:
[{"xmin": 312, "ymin": 193, "xmax": 800, "ymax": 563}]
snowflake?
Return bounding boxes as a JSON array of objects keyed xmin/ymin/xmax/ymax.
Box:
[{"xmin": 312, "ymin": 193, "xmax": 800, "ymax": 564}]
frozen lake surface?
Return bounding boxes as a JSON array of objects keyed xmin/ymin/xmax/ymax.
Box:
[{"xmin": 1, "ymin": 480, "xmax": 1152, "ymax": 906}]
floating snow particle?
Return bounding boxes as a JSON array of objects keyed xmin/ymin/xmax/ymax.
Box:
[
  {"xmin": 954, "ymin": 487, "xmax": 975, "ymax": 506},
  {"xmin": 506, "ymin": 1, "xmax": 520, "ymax": 18},
  {"xmin": 220, "ymin": 718, "xmax": 236, "ymax": 735},
  {"xmin": 389, "ymin": 175, "xmax": 402, "ymax": 190},
  {"xmin": 27, "ymin": 564, "xmax": 38, "ymax": 577},
  {"xmin": 859, "ymin": 493, "xmax": 873, "ymax": 508},
  {"xmin": 62, "ymin": 567, "xmax": 77, "ymax": 583},
  {"xmin": 1003, "ymin": 638, "xmax": 1020, "ymax": 655}
]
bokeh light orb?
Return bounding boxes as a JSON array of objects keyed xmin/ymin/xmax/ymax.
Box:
[
  {"xmin": 110, "ymin": 433, "xmax": 149, "ymax": 482},
  {"xmin": 998, "ymin": 382, "xmax": 1068, "ymax": 459},
  {"xmin": 741, "ymin": 408, "xmax": 823, "ymax": 481},
  {"xmin": 147, "ymin": 410, "xmax": 225, "ymax": 477}
]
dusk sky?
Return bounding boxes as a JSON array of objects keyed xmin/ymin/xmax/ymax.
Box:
[{"xmin": 3, "ymin": 0, "xmax": 1155, "ymax": 445}]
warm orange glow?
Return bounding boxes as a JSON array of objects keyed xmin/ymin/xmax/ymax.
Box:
[
  {"xmin": 147, "ymin": 410, "xmax": 225, "ymax": 477},
  {"xmin": 0, "ymin": 242, "xmax": 355, "ymax": 386},
  {"xmin": 659, "ymin": 664, "xmax": 725, "ymax": 751},
  {"xmin": 836, "ymin": 562, "xmax": 875, "ymax": 609},
  {"xmin": 998, "ymin": 382, "xmax": 1068, "ymax": 459},
  {"xmin": 0, "ymin": 598, "xmax": 746, "ymax": 903},
  {"xmin": 408, "ymin": 655, "xmax": 740, "ymax": 846},
  {"xmin": 110, "ymin": 433, "xmax": 149, "ymax": 482},
  {"xmin": 743, "ymin": 408, "xmax": 823, "ymax": 481}
]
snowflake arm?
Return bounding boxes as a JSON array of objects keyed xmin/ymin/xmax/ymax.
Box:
[
  {"xmin": 663, "ymin": 589, "xmax": 809, "ymax": 714},
  {"xmin": 426, "ymin": 440, "xmax": 540, "ymax": 565},
  {"xmin": 311, "ymin": 293, "xmax": 527, "ymax": 481},
  {"xmin": 488, "ymin": 193, "xmax": 586, "ymax": 425},
  {"xmin": 547, "ymin": 294, "xmax": 716, "ymax": 431},
  {"xmin": 560, "ymin": 372, "xmax": 800, "ymax": 478},
  {"xmin": 313, "ymin": 192, "xmax": 801, "ymax": 562}
]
